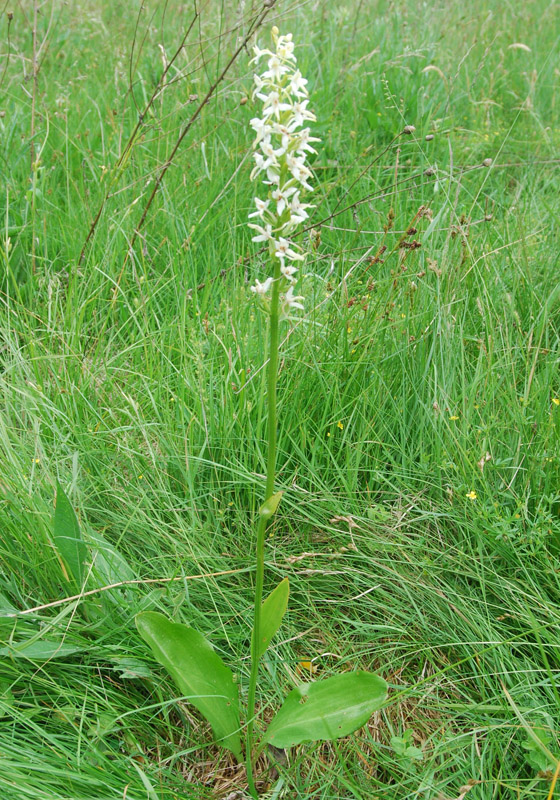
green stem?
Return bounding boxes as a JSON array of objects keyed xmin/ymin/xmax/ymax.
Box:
[{"xmin": 246, "ymin": 256, "xmax": 281, "ymax": 799}]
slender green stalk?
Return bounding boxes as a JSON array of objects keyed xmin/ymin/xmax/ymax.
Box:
[{"xmin": 246, "ymin": 256, "xmax": 281, "ymax": 799}]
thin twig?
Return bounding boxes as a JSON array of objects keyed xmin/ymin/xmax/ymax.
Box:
[
  {"xmin": 123, "ymin": 1, "xmax": 276, "ymax": 264},
  {"xmin": 78, "ymin": 10, "xmax": 200, "ymax": 265}
]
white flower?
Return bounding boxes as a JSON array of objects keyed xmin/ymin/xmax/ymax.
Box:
[
  {"xmin": 271, "ymin": 185, "xmax": 297, "ymax": 215},
  {"xmin": 282, "ymin": 285, "xmax": 304, "ymax": 312},
  {"xmin": 250, "ymin": 152, "xmax": 276, "ymax": 180},
  {"xmin": 250, "ymin": 117, "xmax": 272, "ymax": 143},
  {"xmin": 263, "ymin": 55, "xmax": 289, "ymax": 81},
  {"xmin": 251, "ymin": 276, "xmax": 274, "ymax": 296},
  {"xmin": 271, "ymin": 122, "xmax": 293, "ymax": 150},
  {"xmin": 281, "ymin": 263, "xmax": 298, "ymax": 281},
  {"xmin": 289, "ymin": 70, "xmax": 308, "ymax": 97},
  {"xmin": 295, "ymin": 128, "xmax": 320, "ymax": 155},
  {"xmin": 275, "ymin": 237, "xmax": 304, "ymax": 263},
  {"xmin": 286, "ymin": 155, "xmax": 314, "ymax": 190},
  {"xmin": 257, "ymin": 90, "xmax": 292, "ymax": 120},
  {"xmin": 291, "ymin": 99, "xmax": 316, "ymax": 128},
  {"xmin": 276, "ymin": 35, "xmax": 296, "ymax": 61},
  {"xmin": 251, "ymin": 45, "xmax": 274, "ymax": 64},
  {"xmin": 248, "ymin": 223, "xmax": 275, "ymax": 243},
  {"xmin": 265, "ymin": 166, "xmax": 281, "ymax": 185},
  {"xmin": 252, "ymin": 74, "xmax": 267, "ymax": 99},
  {"xmin": 289, "ymin": 192, "xmax": 313, "ymax": 223},
  {"xmin": 248, "ymin": 197, "xmax": 270, "ymax": 219},
  {"xmin": 261, "ymin": 139, "xmax": 285, "ymax": 160}
]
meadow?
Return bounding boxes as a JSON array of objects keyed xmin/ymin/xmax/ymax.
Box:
[{"xmin": 1, "ymin": 0, "xmax": 559, "ymax": 797}]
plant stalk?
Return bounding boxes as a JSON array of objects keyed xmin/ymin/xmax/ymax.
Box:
[{"xmin": 246, "ymin": 256, "xmax": 281, "ymax": 798}]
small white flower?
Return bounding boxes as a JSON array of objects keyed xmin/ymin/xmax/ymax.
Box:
[
  {"xmin": 289, "ymin": 191, "xmax": 313, "ymax": 223},
  {"xmin": 289, "ymin": 70, "xmax": 308, "ymax": 97},
  {"xmin": 248, "ymin": 223, "xmax": 275, "ymax": 243},
  {"xmin": 251, "ymin": 276, "xmax": 274, "ymax": 296},
  {"xmin": 282, "ymin": 285, "xmax": 305, "ymax": 312},
  {"xmin": 248, "ymin": 197, "xmax": 270, "ymax": 219},
  {"xmin": 275, "ymin": 237, "xmax": 304, "ymax": 263},
  {"xmin": 250, "ymin": 152, "xmax": 276, "ymax": 180},
  {"xmin": 291, "ymin": 99, "xmax": 316, "ymax": 128},
  {"xmin": 250, "ymin": 117, "xmax": 272, "ymax": 143},
  {"xmin": 295, "ymin": 128, "xmax": 320, "ymax": 155},
  {"xmin": 251, "ymin": 45, "xmax": 274, "ymax": 64},
  {"xmin": 258, "ymin": 90, "xmax": 292, "ymax": 119},
  {"xmin": 261, "ymin": 139, "xmax": 285, "ymax": 159},
  {"xmin": 271, "ymin": 122, "xmax": 293, "ymax": 150},
  {"xmin": 252, "ymin": 74, "xmax": 267, "ymax": 99},
  {"xmin": 281, "ymin": 263, "xmax": 298, "ymax": 280},
  {"xmin": 265, "ymin": 166, "xmax": 281, "ymax": 185},
  {"xmin": 286, "ymin": 152, "xmax": 304, "ymax": 173},
  {"xmin": 263, "ymin": 55, "xmax": 289, "ymax": 81},
  {"xmin": 271, "ymin": 185, "xmax": 297, "ymax": 215},
  {"xmin": 286, "ymin": 155, "xmax": 313, "ymax": 190},
  {"xmin": 277, "ymin": 36, "xmax": 296, "ymax": 61}
]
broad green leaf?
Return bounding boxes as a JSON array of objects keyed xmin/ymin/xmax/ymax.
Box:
[
  {"xmin": 259, "ymin": 491, "xmax": 283, "ymax": 520},
  {"xmin": 136, "ymin": 611, "xmax": 241, "ymax": 760},
  {"xmin": 253, "ymin": 577, "xmax": 289, "ymax": 658},
  {"xmin": 0, "ymin": 640, "xmax": 83, "ymax": 660},
  {"xmin": 264, "ymin": 671, "xmax": 387, "ymax": 748},
  {"xmin": 53, "ymin": 484, "xmax": 87, "ymax": 587}
]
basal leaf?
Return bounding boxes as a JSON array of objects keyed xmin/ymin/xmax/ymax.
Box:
[
  {"xmin": 253, "ymin": 577, "xmax": 289, "ymax": 658},
  {"xmin": 53, "ymin": 484, "xmax": 87, "ymax": 587},
  {"xmin": 264, "ymin": 671, "xmax": 387, "ymax": 748},
  {"xmin": 136, "ymin": 611, "xmax": 241, "ymax": 760},
  {"xmin": 0, "ymin": 640, "xmax": 83, "ymax": 660}
]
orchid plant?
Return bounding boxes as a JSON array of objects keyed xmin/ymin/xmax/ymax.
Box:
[{"xmin": 135, "ymin": 27, "xmax": 387, "ymax": 798}]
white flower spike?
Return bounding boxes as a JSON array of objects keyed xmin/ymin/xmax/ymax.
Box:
[{"xmin": 248, "ymin": 26, "xmax": 320, "ymax": 315}]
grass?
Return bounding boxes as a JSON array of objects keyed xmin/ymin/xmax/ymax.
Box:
[{"xmin": 1, "ymin": 0, "xmax": 559, "ymax": 797}]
